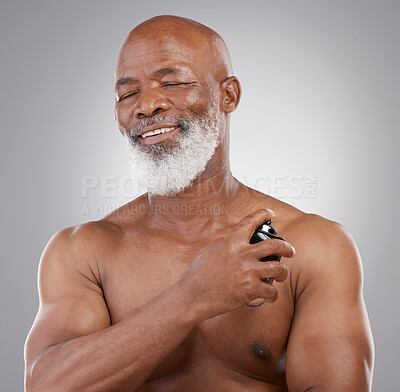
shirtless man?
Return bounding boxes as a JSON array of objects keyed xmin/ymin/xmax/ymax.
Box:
[{"xmin": 24, "ymin": 15, "xmax": 374, "ymax": 392}]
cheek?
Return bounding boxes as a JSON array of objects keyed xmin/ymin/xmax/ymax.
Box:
[
  {"xmin": 175, "ymin": 89, "xmax": 212, "ymax": 117},
  {"xmin": 115, "ymin": 102, "xmax": 134, "ymax": 131}
]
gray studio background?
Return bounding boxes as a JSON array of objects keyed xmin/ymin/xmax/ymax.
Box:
[{"xmin": 1, "ymin": 0, "xmax": 399, "ymax": 390}]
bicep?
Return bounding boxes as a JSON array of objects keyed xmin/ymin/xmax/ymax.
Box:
[
  {"xmin": 285, "ymin": 223, "xmax": 374, "ymax": 392},
  {"xmin": 25, "ymin": 228, "xmax": 111, "ymax": 372}
]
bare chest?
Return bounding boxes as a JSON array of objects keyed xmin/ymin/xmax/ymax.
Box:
[{"xmin": 101, "ymin": 238, "xmax": 294, "ymax": 384}]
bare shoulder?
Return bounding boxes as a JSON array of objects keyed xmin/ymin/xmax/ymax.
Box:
[
  {"xmin": 45, "ymin": 219, "xmax": 122, "ymax": 254},
  {"xmin": 285, "ymin": 211, "xmax": 361, "ymax": 272},
  {"xmin": 41, "ymin": 219, "xmax": 120, "ymax": 276},
  {"xmin": 40, "ymin": 195, "xmax": 148, "ymax": 288},
  {"xmin": 287, "ymin": 216, "xmax": 362, "ymax": 307},
  {"xmin": 285, "ymin": 211, "xmax": 357, "ymax": 259},
  {"xmin": 269, "ymin": 196, "xmax": 358, "ymax": 265},
  {"xmin": 45, "ymin": 194, "xmax": 148, "ymax": 254},
  {"xmin": 256, "ymin": 196, "xmax": 363, "ymax": 300}
]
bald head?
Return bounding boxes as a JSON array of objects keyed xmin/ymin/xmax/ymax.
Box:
[
  {"xmin": 116, "ymin": 15, "xmax": 233, "ymax": 84},
  {"xmin": 114, "ymin": 15, "xmax": 241, "ymax": 141}
]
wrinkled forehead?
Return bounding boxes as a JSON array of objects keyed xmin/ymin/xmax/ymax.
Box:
[
  {"xmin": 115, "ymin": 27, "xmax": 231, "ymax": 84},
  {"xmin": 117, "ymin": 35, "xmax": 198, "ymax": 68}
]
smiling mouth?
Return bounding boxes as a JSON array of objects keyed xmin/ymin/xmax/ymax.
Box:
[{"xmin": 140, "ymin": 126, "xmax": 179, "ymax": 138}]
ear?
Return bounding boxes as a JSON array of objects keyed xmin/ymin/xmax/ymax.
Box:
[{"xmin": 220, "ymin": 76, "xmax": 242, "ymax": 113}]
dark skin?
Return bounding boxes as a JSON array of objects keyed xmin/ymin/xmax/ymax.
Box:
[{"xmin": 24, "ymin": 16, "xmax": 374, "ymax": 392}]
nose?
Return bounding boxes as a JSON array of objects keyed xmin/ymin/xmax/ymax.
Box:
[{"xmin": 133, "ymin": 88, "xmax": 170, "ymax": 118}]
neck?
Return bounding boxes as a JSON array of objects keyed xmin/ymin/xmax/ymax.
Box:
[{"xmin": 145, "ymin": 155, "xmax": 247, "ymax": 236}]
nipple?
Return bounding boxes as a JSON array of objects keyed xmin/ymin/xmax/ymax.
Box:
[{"xmin": 251, "ymin": 341, "xmax": 271, "ymax": 360}]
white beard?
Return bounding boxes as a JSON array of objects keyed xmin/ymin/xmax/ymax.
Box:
[{"xmin": 121, "ymin": 101, "xmax": 221, "ymax": 196}]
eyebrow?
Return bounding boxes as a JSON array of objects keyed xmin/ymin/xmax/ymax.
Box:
[
  {"xmin": 116, "ymin": 66, "xmax": 186, "ymax": 88},
  {"xmin": 152, "ymin": 66, "xmax": 185, "ymax": 77},
  {"xmin": 116, "ymin": 76, "xmax": 135, "ymax": 87}
]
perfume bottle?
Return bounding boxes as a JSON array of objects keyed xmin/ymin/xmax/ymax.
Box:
[{"xmin": 246, "ymin": 220, "xmax": 285, "ymax": 307}]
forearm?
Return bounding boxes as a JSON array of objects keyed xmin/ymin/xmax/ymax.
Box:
[{"xmin": 27, "ymin": 279, "xmax": 201, "ymax": 392}]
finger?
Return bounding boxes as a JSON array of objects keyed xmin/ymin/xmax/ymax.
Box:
[
  {"xmin": 255, "ymin": 282, "xmax": 279, "ymax": 303},
  {"xmin": 236, "ymin": 209, "xmax": 275, "ymax": 242},
  {"xmin": 248, "ymin": 238, "xmax": 296, "ymax": 260},
  {"xmin": 253, "ymin": 261, "xmax": 288, "ymax": 283}
]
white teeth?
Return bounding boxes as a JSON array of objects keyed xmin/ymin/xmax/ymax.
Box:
[{"xmin": 141, "ymin": 127, "xmax": 177, "ymax": 138}]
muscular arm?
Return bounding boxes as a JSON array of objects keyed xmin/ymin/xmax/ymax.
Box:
[
  {"xmin": 24, "ymin": 225, "xmax": 199, "ymax": 392},
  {"xmin": 285, "ymin": 217, "xmax": 374, "ymax": 391}
]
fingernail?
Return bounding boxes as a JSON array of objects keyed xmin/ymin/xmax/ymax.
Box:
[{"xmin": 266, "ymin": 209, "xmax": 275, "ymax": 217}]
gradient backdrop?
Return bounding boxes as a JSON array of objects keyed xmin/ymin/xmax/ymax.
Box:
[{"xmin": 1, "ymin": 1, "xmax": 399, "ymax": 390}]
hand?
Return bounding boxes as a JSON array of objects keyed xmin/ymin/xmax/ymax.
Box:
[{"xmin": 181, "ymin": 209, "xmax": 296, "ymax": 320}]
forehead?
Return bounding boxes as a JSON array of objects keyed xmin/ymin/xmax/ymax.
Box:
[{"xmin": 115, "ymin": 34, "xmax": 209, "ymax": 80}]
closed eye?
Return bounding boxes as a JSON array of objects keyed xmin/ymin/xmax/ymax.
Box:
[
  {"xmin": 118, "ymin": 91, "xmax": 139, "ymax": 101},
  {"xmin": 163, "ymin": 82, "xmax": 190, "ymax": 87}
]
